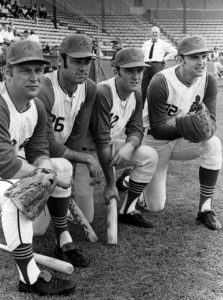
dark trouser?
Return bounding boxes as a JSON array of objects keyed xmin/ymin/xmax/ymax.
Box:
[{"xmin": 141, "ymin": 62, "xmax": 165, "ymax": 105}]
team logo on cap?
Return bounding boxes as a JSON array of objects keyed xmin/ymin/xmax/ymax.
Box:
[
  {"xmin": 129, "ymin": 50, "xmax": 141, "ymax": 60},
  {"xmin": 192, "ymin": 38, "xmax": 203, "ymax": 48},
  {"xmin": 79, "ymin": 40, "xmax": 90, "ymax": 51},
  {"xmin": 23, "ymin": 43, "xmax": 38, "ymax": 54}
]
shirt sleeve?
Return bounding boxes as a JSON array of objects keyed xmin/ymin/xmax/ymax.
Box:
[
  {"xmin": 0, "ymin": 98, "xmax": 22, "ymax": 178},
  {"xmin": 202, "ymin": 73, "xmax": 218, "ymax": 131},
  {"xmin": 25, "ymin": 98, "xmax": 50, "ymax": 164},
  {"xmin": 163, "ymin": 41, "xmax": 177, "ymax": 61},
  {"xmin": 125, "ymin": 90, "xmax": 144, "ymax": 142},
  {"xmin": 91, "ymin": 84, "xmax": 113, "ymax": 149},
  {"xmin": 65, "ymin": 79, "xmax": 97, "ymax": 151},
  {"xmin": 147, "ymin": 73, "xmax": 182, "ymax": 140},
  {"xmin": 38, "ymin": 76, "xmax": 67, "ymax": 157}
]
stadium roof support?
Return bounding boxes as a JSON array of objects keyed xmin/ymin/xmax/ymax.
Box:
[{"xmin": 183, "ymin": 0, "xmax": 187, "ymax": 34}]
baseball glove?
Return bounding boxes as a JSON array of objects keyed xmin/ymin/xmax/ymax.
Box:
[
  {"xmin": 4, "ymin": 168, "xmax": 57, "ymax": 221},
  {"xmin": 175, "ymin": 102, "xmax": 215, "ymax": 143}
]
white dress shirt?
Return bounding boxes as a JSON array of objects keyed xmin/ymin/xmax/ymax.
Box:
[{"xmin": 142, "ymin": 38, "xmax": 177, "ymax": 63}]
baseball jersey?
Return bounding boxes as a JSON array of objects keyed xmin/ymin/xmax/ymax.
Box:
[
  {"xmin": 38, "ymin": 70, "xmax": 97, "ymax": 156},
  {"xmin": 91, "ymin": 77, "xmax": 144, "ymax": 149},
  {"xmin": 147, "ymin": 65, "xmax": 218, "ymax": 140},
  {"xmin": 0, "ymin": 83, "xmax": 49, "ymax": 179}
]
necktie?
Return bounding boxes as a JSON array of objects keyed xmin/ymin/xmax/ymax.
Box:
[{"xmin": 149, "ymin": 41, "xmax": 155, "ymax": 59}]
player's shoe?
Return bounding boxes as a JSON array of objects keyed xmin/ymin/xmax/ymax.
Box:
[
  {"xmin": 196, "ymin": 210, "xmax": 222, "ymax": 230},
  {"xmin": 118, "ymin": 210, "xmax": 153, "ymax": 228},
  {"xmin": 18, "ymin": 270, "xmax": 76, "ymax": 296},
  {"xmin": 54, "ymin": 242, "xmax": 90, "ymax": 267},
  {"xmin": 116, "ymin": 168, "xmax": 131, "ymax": 191}
]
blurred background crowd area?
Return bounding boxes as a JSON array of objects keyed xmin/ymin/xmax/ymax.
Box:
[{"xmin": 0, "ymin": 0, "xmax": 223, "ymax": 81}]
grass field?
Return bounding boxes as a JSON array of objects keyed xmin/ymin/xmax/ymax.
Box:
[{"xmin": 0, "ymin": 82, "xmax": 223, "ymax": 300}]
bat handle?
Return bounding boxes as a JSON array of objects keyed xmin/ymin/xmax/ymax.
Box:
[{"xmin": 107, "ymin": 197, "xmax": 118, "ymax": 245}]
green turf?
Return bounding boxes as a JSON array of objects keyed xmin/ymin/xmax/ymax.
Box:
[{"xmin": 0, "ymin": 82, "xmax": 223, "ymax": 300}]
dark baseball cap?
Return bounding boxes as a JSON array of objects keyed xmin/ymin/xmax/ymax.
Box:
[
  {"xmin": 59, "ymin": 34, "xmax": 95, "ymax": 58},
  {"xmin": 6, "ymin": 40, "xmax": 50, "ymax": 65},
  {"xmin": 111, "ymin": 37, "xmax": 122, "ymax": 44},
  {"xmin": 114, "ymin": 47, "xmax": 147, "ymax": 68},
  {"xmin": 178, "ymin": 35, "xmax": 211, "ymax": 55}
]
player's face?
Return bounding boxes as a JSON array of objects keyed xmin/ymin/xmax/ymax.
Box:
[
  {"xmin": 6, "ymin": 62, "xmax": 44, "ymax": 100},
  {"xmin": 64, "ymin": 56, "xmax": 91, "ymax": 84},
  {"xmin": 182, "ymin": 52, "xmax": 208, "ymax": 78},
  {"xmin": 118, "ymin": 67, "xmax": 144, "ymax": 92},
  {"xmin": 112, "ymin": 42, "xmax": 121, "ymax": 51}
]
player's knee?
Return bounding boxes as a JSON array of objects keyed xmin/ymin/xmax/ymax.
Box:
[
  {"xmin": 200, "ymin": 136, "xmax": 222, "ymax": 169},
  {"xmin": 137, "ymin": 145, "xmax": 158, "ymax": 166},
  {"xmin": 52, "ymin": 158, "xmax": 73, "ymax": 175}
]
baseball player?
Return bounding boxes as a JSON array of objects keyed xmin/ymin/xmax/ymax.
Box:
[
  {"xmin": 91, "ymin": 47, "xmax": 158, "ymax": 228},
  {"xmin": 0, "ymin": 40, "xmax": 77, "ymax": 295},
  {"xmin": 141, "ymin": 35, "xmax": 222, "ymax": 230},
  {"xmin": 37, "ymin": 34, "xmax": 101, "ymax": 224}
]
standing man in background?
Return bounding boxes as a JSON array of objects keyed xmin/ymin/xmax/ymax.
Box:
[
  {"xmin": 141, "ymin": 26, "xmax": 177, "ymax": 104},
  {"xmin": 110, "ymin": 37, "xmax": 123, "ymax": 67}
]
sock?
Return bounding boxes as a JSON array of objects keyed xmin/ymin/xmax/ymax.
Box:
[
  {"xmin": 199, "ymin": 167, "xmax": 219, "ymax": 212},
  {"xmin": 120, "ymin": 179, "xmax": 147, "ymax": 214},
  {"xmin": 12, "ymin": 244, "xmax": 40, "ymax": 285},
  {"xmin": 47, "ymin": 196, "xmax": 72, "ymax": 247}
]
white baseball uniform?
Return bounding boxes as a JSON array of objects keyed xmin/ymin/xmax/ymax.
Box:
[{"xmin": 142, "ymin": 65, "xmax": 222, "ymax": 211}]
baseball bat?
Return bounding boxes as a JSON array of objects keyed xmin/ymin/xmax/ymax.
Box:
[
  {"xmin": 69, "ymin": 199, "xmax": 98, "ymax": 243},
  {"xmin": 106, "ymin": 143, "xmax": 118, "ymax": 245},
  {"xmin": 107, "ymin": 197, "xmax": 118, "ymax": 245},
  {"xmin": 0, "ymin": 244, "xmax": 74, "ymax": 275}
]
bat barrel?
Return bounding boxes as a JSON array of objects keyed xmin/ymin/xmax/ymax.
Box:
[
  {"xmin": 0, "ymin": 244, "xmax": 74, "ymax": 275},
  {"xmin": 107, "ymin": 197, "xmax": 118, "ymax": 245}
]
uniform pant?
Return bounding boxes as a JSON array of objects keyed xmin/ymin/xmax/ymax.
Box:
[
  {"xmin": 142, "ymin": 134, "xmax": 222, "ymax": 211},
  {"xmin": 112, "ymin": 139, "xmax": 158, "ymax": 183},
  {"xmin": 72, "ymin": 139, "xmax": 158, "ymax": 222},
  {"xmin": 0, "ymin": 158, "xmax": 72, "ymax": 251},
  {"xmin": 73, "ymin": 150, "xmax": 98, "ymax": 224}
]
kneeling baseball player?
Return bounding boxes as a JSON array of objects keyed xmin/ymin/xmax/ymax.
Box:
[
  {"xmin": 0, "ymin": 40, "xmax": 83, "ymax": 296},
  {"xmin": 139, "ymin": 35, "xmax": 222, "ymax": 230},
  {"xmin": 91, "ymin": 47, "xmax": 158, "ymax": 228}
]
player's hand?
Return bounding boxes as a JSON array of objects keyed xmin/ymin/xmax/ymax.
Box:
[
  {"xmin": 87, "ymin": 156, "xmax": 102, "ymax": 186},
  {"xmin": 56, "ymin": 171, "xmax": 73, "ymax": 189},
  {"xmin": 103, "ymin": 183, "xmax": 120, "ymax": 205},
  {"xmin": 109, "ymin": 143, "xmax": 134, "ymax": 168}
]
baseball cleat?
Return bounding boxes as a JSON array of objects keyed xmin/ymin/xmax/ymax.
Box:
[
  {"xmin": 18, "ymin": 270, "xmax": 76, "ymax": 296},
  {"xmin": 116, "ymin": 168, "xmax": 131, "ymax": 192},
  {"xmin": 54, "ymin": 242, "xmax": 90, "ymax": 267},
  {"xmin": 196, "ymin": 210, "xmax": 222, "ymax": 230},
  {"xmin": 118, "ymin": 210, "xmax": 153, "ymax": 228}
]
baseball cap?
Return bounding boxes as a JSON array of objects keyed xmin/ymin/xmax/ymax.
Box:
[
  {"xmin": 114, "ymin": 47, "xmax": 148, "ymax": 68},
  {"xmin": 111, "ymin": 37, "xmax": 122, "ymax": 44},
  {"xmin": 6, "ymin": 40, "xmax": 50, "ymax": 65},
  {"xmin": 178, "ymin": 35, "xmax": 211, "ymax": 55},
  {"xmin": 59, "ymin": 34, "xmax": 95, "ymax": 58}
]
